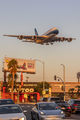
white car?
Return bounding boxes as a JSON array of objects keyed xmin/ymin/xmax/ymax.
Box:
[
  {"xmin": 31, "ymin": 102, "xmax": 65, "ymax": 120},
  {"xmin": 0, "ymin": 104, "xmax": 27, "ymax": 120}
]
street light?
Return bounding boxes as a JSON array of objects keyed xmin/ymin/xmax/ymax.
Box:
[
  {"xmin": 34, "ymin": 59, "xmax": 45, "ymax": 97},
  {"xmin": 61, "ymin": 64, "xmax": 65, "ymax": 101}
]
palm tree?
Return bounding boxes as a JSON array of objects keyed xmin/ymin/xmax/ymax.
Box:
[
  {"xmin": 7, "ymin": 73, "xmax": 18, "ymax": 87},
  {"xmin": 75, "ymin": 85, "xmax": 80, "ymax": 97},
  {"xmin": 7, "ymin": 59, "xmax": 19, "ymax": 100},
  {"xmin": 34, "ymin": 81, "xmax": 51, "ymax": 96},
  {"xmin": 68, "ymin": 88, "xmax": 75, "ymax": 98}
]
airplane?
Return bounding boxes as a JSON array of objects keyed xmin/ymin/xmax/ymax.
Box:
[{"xmin": 3, "ymin": 27, "xmax": 76, "ymax": 45}]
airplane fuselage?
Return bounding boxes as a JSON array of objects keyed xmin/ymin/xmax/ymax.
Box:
[{"xmin": 42, "ymin": 27, "xmax": 59, "ymax": 36}]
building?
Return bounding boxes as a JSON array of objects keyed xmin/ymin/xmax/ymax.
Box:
[{"xmin": 1, "ymin": 81, "xmax": 80, "ymax": 102}]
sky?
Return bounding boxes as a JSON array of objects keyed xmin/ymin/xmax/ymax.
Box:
[{"xmin": 0, "ymin": 0, "xmax": 80, "ymax": 83}]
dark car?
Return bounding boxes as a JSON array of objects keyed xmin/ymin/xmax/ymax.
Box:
[
  {"xmin": 68, "ymin": 99, "xmax": 80, "ymax": 113},
  {"xmin": 56, "ymin": 101, "xmax": 71, "ymax": 117},
  {"xmin": 38, "ymin": 97, "xmax": 48, "ymax": 102},
  {"xmin": 0, "ymin": 99, "xmax": 15, "ymax": 105},
  {"xmin": 48, "ymin": 97, "xmax": 60, "ymax": 102}
]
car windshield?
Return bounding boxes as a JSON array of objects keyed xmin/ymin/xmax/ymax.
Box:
[
  {"xmin": 0, "ymin": 100, "xmax": 14, "ymax": 105},
  {"xmin": 0, "ymin": 106, "xmax": 22, "ymax": 114},
  {"xmin": 39, "ymin": 103, "xmax": 59, "ymax": 110}
]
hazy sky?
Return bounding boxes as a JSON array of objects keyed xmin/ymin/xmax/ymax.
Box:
[{"xmin": 0, "ymin": 0, "xmax": 80, "ymax": 83}]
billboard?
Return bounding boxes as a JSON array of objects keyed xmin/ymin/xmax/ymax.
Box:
[{"xmin": 4, "ymin": 57, "xmax": 35, "ymax": 74}]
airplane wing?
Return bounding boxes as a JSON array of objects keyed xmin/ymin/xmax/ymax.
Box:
[
  {"xmin": 3, "ymin": 34, "xmax": 47, "ymax": 40},
  {"xmin": 51, "ymin": 36, "xmax": 76, "ymax": 42},
  {"xmin": 3, "ymin": 34, "xmax": 76, "ymax": 45}
]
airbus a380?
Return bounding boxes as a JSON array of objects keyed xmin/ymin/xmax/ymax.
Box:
[{"xmin": 3, "ymin": 27, "xmax": 76, "ymax": 45}]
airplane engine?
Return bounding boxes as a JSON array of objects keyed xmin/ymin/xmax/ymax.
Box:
[
  {"xmin": 68, "ymin": 38, "xmax": 72, "ymax": 42},
  {"xmin": 18, "ymin": 35, "xmax": 23, "ymax": 40},
  {"xmin": 51, "ymin": 42, "xmax": 53, "ymax": 45},
  {"xmin": 61, "ymin": 37, "xmax": 65, "ymax": 41},
  {"xmin": 41, "ymin": 43, "xmax": 44, "ymax": 45},
  {"xmin": 32, "ymin": 36, "xmax": 37, "ymax": 40},
  {"xmin": 46, "ymin": 43, "xmax": 49, "ymax": 45}
]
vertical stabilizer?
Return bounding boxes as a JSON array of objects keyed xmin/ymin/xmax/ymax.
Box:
[{"xmin": 34, "ymin": 28, "xmax": 38, "ymax": 36}]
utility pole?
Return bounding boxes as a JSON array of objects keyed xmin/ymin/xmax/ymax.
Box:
[
  {"xmin": 61, "ymin": 64, "xmax": 65, "ymax": 101},
  {"xmin": 54, "ymin": 75, "xmax": 65, "ymax": 101},
  {"xmin": 26, "ymin": 77, "xmax": 29, "ymax": 82},
  {"xmin": 34, "ymin": 59, "xmax": 45, "ymax": 97}
]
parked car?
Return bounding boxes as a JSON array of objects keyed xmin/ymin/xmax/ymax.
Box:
[
  {"xmin": 0, "ymin": 99, "xmax": 15, "ymax": 105},
  {"xmin": 68, "ymin": 99, "xmax": 80, "ymax": 113},
  {"xmin": 31, "ymin": 102, "xmax": 65, "ymax": 120},
  {"xmin": 38, "ymin": 97, "xmax": 48, "ymax": 102},
  {"xmin": 0, "ymin": 104, "xmax": 27, "ymax": 120},
  {"xmin": 56, "ymin": 101, "xmax": 71, "ymax": 117},
  {"xmin": 48, "ymin": 97, "xmax": 60, "ymax": 102}
]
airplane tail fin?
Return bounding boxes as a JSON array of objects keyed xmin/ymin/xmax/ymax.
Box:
[{"xmin": 34, "ymin": 28, "xmax": 38, "ymax": 36}]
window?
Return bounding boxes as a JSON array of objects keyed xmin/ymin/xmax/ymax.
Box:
[{"xmin": 0, "ymin": 106, "xmax": 22, "ymax": 114}]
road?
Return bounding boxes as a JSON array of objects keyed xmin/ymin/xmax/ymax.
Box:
[{"xmin": 19, "ymin": 103, "xmax": 80, "ymax": 120}]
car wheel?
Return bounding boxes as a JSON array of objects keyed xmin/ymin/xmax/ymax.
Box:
[{"xmin": 31, "ymin": 113, "xmax": 35, "ymax": 120}]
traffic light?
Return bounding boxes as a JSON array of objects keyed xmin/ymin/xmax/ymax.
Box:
[{"xmin": 54, "ymin": 75, "xmax": 56, "ymax": 80}]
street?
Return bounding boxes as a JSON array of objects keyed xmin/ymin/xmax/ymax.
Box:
[{"xmin": 19, "ymin": 103, "xmax": 80, "ymax": 120}]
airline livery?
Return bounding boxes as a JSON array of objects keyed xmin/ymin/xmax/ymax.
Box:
[{"xmin": 3, "ymin": 27, "xmax": 76, "ymax": 45}]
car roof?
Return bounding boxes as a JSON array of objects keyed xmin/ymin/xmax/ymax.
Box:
[
  {"xmin": 0, "ymin": 99, "xmax": 13, "ymax": 101},
  {"xmin": 49, "ymin": 97, "xmax": 60, "ymax": 98},
  {"xmin": 0, "ymin": 104, "xmax": 19, "ymax": 107},
  {"xmin": 37, "ymin": 102, "xmax": 55, "ymax": 104},
  {"xmin": 70, "ymin": 99, "xmax": 80, "ymax": 101}
]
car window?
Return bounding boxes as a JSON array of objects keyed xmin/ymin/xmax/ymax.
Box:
[
  {"xmin": 39, "ymin": 103, "xmax": 59, "ymax": 110},
  {"xmin": 43, "ymin": 98, "xmax": 48, "ymax": 102},
  {"xmin": 0, "ymin": 106, "xmax": 22, "ymax": 114},
  {"xmin": 74, "ymin": 100, "xmax": 80, "ymax": 104},
  {"xmin": 68, "ymin": 100, "xmax": 72, "ymax": 104},
  {"xmin": 38, "ymin": 98, "xmax": 42, "ymax": 102},
  {"xmin": 68, "ymin": 100, "xmax": 70, "ymax": 104},
  {"xmin": 57, "ymin": 102, "xmax": 68, "ymax": 106},
  {"xmin": 50, "ymin": 98, "xmax": 60, "ymax": 101},
  {"xmin": 70, "ymin": 100, "xmax": 73, "ymax": 104},
  {"xmin": 0, "ymin": 100, "xmax": 14, "ymax": 105}
]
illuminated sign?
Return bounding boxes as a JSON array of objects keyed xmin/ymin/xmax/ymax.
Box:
[{"xmin": 8, "ymin": 88, "xmax": 34, "ymax": 93}]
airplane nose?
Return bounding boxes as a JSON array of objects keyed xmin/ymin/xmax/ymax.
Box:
[{"xmin": 54, "ymin": 29, "xmax": 59, "ymax": 34}]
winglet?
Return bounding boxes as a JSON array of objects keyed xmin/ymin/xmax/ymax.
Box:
[{"xmin": 34, "ymin": 28, "xmax": 38, "ymax": 36}]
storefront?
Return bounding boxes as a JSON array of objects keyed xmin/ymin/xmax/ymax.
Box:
[{"xmin": 2, "ymin": 82, "xmax": 40, "ymax": 102}]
